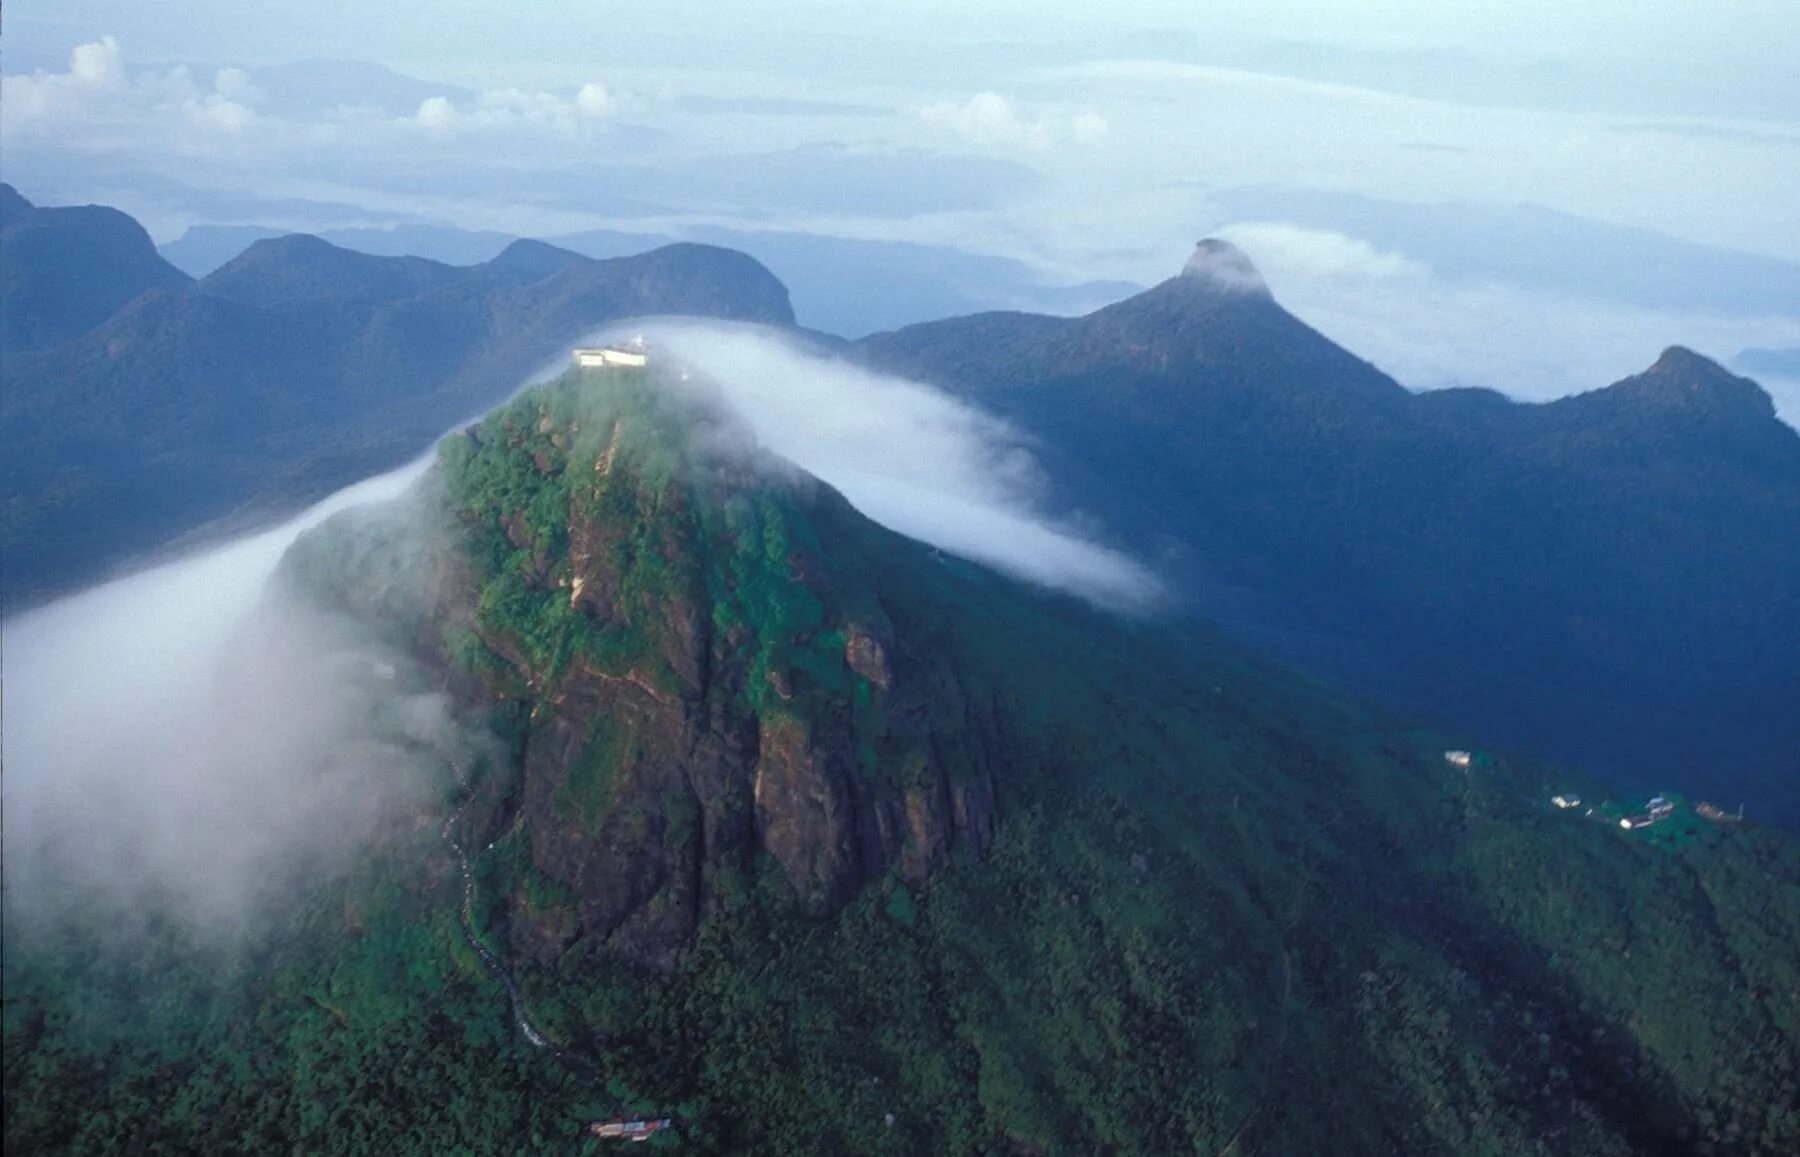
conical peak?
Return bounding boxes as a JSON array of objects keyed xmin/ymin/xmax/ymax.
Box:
[
  {"xmin": 1646, "ymin": 345, "xmax": 1732, "ymax": 381},
  {"xmin": 1181, "ymin": 238, "xmax": 1270, "ymax": 298},
  {"xmin": 1609, "ymin": 346, "xmax": 1776, "ymax": 422}
]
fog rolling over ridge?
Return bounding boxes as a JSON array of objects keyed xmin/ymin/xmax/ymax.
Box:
[
  {"xmin": 570, "ymin": 320, "xmax": 1163, "ymax": 610},
  {"xmin": 1, "ymin": 459, "xmax": 460, "ymax": 937},
  {"xmin": 2, "ymin": 331, "xmax": 1157, "ymax": 937}
]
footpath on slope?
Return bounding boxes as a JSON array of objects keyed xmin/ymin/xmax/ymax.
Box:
[{"xmin": 438, "ymin": 779, "xmax": 557, "ymax": 1053}]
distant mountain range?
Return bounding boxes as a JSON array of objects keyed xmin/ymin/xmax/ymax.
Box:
[
  {"xmin": 1, "ymin": 184, "xmax": 793, "ymax": 607},
  {"xmin": 5, "ymin": 188, "xmax": 1796, "ymax": 826},
  {"xmin": 159, "ymin": 221, "xmax": 1139, "ymax": 340},
  {"xmin": 851, "ymin": 241, "xmax": 1800, "ymax": 824}
]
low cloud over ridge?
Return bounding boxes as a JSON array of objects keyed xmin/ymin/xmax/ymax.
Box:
[
  {"xmin": 599, "ymin": 320, "xmax": 1163, "ymax": 611},
  {"xmin": 3, "ymin": 331, "xmax": 1159, "ymax": 937}
]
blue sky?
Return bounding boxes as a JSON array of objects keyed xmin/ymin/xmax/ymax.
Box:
[{"xmin": 4, "ymin": 2, "xmax": 1797, "ymax": 411}]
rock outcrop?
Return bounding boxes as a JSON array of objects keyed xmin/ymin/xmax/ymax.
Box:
[{"xmin": 364, "ymin": 369, "xmax": 998, "ymax": 964}]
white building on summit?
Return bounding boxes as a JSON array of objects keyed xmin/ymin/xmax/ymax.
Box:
[{"xmin": 573, "ymin": 342, "xmax": 648, "ymax": 368}]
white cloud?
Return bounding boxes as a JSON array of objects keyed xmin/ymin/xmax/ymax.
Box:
[
  {"xmin": 1219, "ymin": 222, "xmax": 1800, "ymax": 416},
  {"xmin": 921, "ymin": 91, "xmax": 1107, "ymax": 151},
  {"xmin": 212, "ymin": 67, "xmax": 264, "ymax": 106},
  {"xmin": 411, "ymin": 82, "xmax": 618, "ymax": 137},
  {"xmin": 416, "ymin": 94, "xmax": 458, "ymax": 134},
  {"xmin": 613, "ymin": 320, "xmax": 1164, "ymax": 610},
  {"xmin": 0, "ymin": 35, "xmax": 618, "ymax": 158},
  {"xmin": 2, "ymin": 36, "xmax": 260, "ymax": 147},
  {"xmin": 575, "ymin": 82, "xmax": 615, "ymax": 117},
  {"xmin": 186, "ymin": 92, "xmax": 258, "ymax": 134},
  {"xmin": 69, "ymin": 35, "xmax": 126, "ymax": 86},
  {"xmin": 1, "ymin": 459, "xmax": 453, "ymax": 936},
  {"xmin": 1216, "ymin": 222, "xmax": 1431, "ymax": 282}
]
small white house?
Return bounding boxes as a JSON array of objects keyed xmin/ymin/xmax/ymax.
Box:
[
  {"xmin": 1444, "ymin": 750, "xmax": 1472, "ymax": 769},
  {"xmin": 572, "ymin": 345, "xmax": 648, "ymax": 368},
  {"xmin": 1552, "ymin": 794, "xmax": 1581, "ymax": 809}
]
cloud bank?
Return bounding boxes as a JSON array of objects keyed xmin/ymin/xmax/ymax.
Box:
[
  {"xmin": 602, "ymin": 320, "xmax": 1163, "ymax": 610},
  {"xmin": 921, "ymin": 91, "xmax": 1107, "ymax": 151},
  {"xmin": 0, "ymin": 459, "xmax": 460, "ymax": 939}
]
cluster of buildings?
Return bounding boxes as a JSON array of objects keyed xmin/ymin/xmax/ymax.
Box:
[
  {"xmin": 1618, "ymin": 796, "xmax": 1675, "ymax": 830},
  {"xmin": 1437, "ymin": 738, "xmax": 1755, "ymax": 836}
]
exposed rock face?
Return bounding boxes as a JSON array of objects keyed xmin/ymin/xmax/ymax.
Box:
[
  {"xmin": 406, "ymin": 374, "xmax": 997, "ymax": 964},
  {"xmin": 844, "ymin": 623, "xmax": 894, "ymax": 689}
]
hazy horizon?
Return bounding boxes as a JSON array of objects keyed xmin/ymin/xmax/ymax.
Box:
[{"xmin": 4, "ymin": 3, "xmax": 1796, "ymax": 414}]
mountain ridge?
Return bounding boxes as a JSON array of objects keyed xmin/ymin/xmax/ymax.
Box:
[
  {"xmin": 0, "ymin": 183, "xmax": 193, "ymax": 353},
  {"xmin": 10, "ymin": 361, "xmax": 1796, "ymax": 1154},
  {"xmin": 850, "ymin": 243, "xmax": 1800, "ymax": 824},
  {"xmin": 0, "ymin": 198, "xmax": 796, "ymax": 609}
]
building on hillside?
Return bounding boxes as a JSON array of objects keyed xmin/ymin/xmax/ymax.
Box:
[
  {"xmin": 1647, "ymin": 796, "xmax": 1674, "ymax": 818},
  {"xmin": 1444, "ymin": 750, "xmax": 1472, "ymax": 769},
  {"xmin": 588, "ymin": 1117, "xmax": 672, "ymax": 1142},
  {"xmin": 573, "ymin": 342, "xmax": 649, "ymax": 368},
  {"xmin": 1552, "ymin": 794, "xmax": 1582, "ymax": 809},
  {"xmin": 1619, "ymin": 813, "xmax": 1655, "ymax": 830}
]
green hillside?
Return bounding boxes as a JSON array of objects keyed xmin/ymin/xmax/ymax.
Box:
[
  {"xmin": 7, "ymin": 365, "xmax": 1796, "ymax": 1155},
  {"xmin": 851, "ymin": 250, "xmax": 1800, "ymax": 826}
]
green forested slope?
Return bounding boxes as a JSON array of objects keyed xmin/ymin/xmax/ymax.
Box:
[{"xmin": 6, "ymin": 367, "xmax": 1795, "ymax": 1155}]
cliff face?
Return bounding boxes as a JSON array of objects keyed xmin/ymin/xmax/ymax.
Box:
[{"xmin": 364, "ymin": 367, "xmax": 995, "ymax": 963}]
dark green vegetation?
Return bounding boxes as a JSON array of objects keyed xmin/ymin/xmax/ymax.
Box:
[
  {"xmin": 0, "ymin": 185, "xmax": 793, "ymax": 610},
  {"xmin": 9, "ymin": 368, "xmax": 1797, "ymax": 1154},
  {"xmin": 851, "ymin": 244, "xmax": 1800, "ymax": 826}
]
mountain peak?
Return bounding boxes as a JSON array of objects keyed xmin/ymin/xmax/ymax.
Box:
[
  {"xmin": 484, "ymin": 238, "xmax": 587, "ymax": 281},
  {"xmin": 1180, "ymin": 238, "xmax": 1271, "ymax": 298},
  {"xmin": 201, "ymin": 233, "xmax": 454, "ymax": 310},
  {"xmin": 0, "ymin": 182, "xmax": 34, "ymax": 229},
  {"xmin": 1647, "ymin": 344, "xmax": 1730, "ymax": 379},
  {"xmin": 1617, "ymin": 345, "xmax": 1776, "ymax": 421}
]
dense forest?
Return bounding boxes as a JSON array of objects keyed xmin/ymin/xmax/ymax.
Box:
[
  {"xmin": 851, "ymin": 258, "xmax": 1800, "ymax": 826},
  {"xmin": 6, "ymin": 367, "xmax": 1797, "ymax": 1155}
]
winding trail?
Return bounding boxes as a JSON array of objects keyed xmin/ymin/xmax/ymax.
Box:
[{"xmin": 439, "ymin": 777, "xmax": 558, "ymax": 1055}]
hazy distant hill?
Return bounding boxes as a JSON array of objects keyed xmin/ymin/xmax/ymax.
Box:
[
  {"xmin": 160, "ymin": 220, "xmax": 1139, "ymax": 338},
  {"xmin": 1738, "ymin": 347, "xmax": 1800, "ymax": 379},
  {"xmin": 854, "ymin": 242, "xmax": 1800, "ymax": 823},
  {"xmin": 1, "ymin": 205, "xmax": 794, "ymax": 608},
  {"xmin": 0, "ymin": 184, "xmax": 192, "ymax": 353}
]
